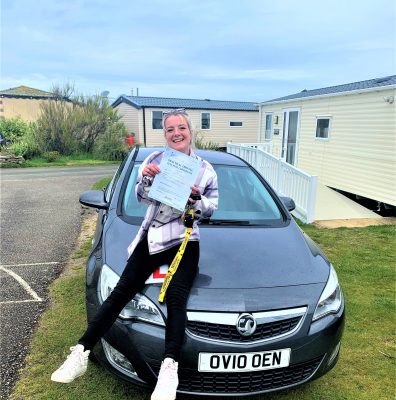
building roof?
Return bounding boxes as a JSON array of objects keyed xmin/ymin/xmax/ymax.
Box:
[
  {"xmin": 261, "ymin": 75, "xmax": 396, "ymax": 104},
  {"xmin": 0, "ymin": 85, "xmax": 56, "ymax": 99},
  {"xmin": 112, "ymin": 95, "xmax": 258, "ymax": 111}
]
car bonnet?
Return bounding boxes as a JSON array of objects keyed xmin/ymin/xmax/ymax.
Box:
[{"xmin": 103, "ymin": 216, "xmax": 330, "ymax": 290}]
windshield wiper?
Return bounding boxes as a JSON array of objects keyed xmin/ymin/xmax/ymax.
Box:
[{"xmin": 199, "ymin": 218, "xmax": 251, "ymax": 225}]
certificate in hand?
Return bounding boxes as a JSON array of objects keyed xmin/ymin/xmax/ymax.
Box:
[{"xmin": 148, "ymin": 148, "xmax": 201, "ymax": 211}]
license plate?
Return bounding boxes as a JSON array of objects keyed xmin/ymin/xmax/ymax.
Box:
[{"xmin": 198, "ymin": 348, "xmax": 291, "ymax": 372}]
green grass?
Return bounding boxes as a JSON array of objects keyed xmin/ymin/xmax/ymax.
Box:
[
  {"xmin": 91, "ymin": 177, "xmax": 112, "ymax": 191},
  {"xmin": 21, "ymin": 153, "xmax": 119, "ymax": 167},
  {"xmin": 10, "ymin": 222, "xmax": 396, "ymax": 400}
]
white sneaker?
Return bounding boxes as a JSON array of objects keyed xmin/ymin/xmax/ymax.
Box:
[
  {"xmin": 151, "ymin": 357, "xmax": 179, "ymax": 400},
  {"xmin": 51, "ymin": 344, "xmax": 90, "ymax": 383}
]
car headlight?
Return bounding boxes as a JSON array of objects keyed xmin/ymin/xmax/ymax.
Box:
[
  {"xmin": 313, "ymin": 264, "xmax": 342, "ymax": 321},
  {"xmin": 99, "ymin": 264, "xmax": 165, "ymax": 326}
]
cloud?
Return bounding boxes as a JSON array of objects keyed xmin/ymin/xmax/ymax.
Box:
[
  {"xmin": 195, "ymin": 68, "xmax": 315, "ymax": 81},
  {"xmin": 1, "ymin": 0, "xmax": 395, "ymax": 102}
]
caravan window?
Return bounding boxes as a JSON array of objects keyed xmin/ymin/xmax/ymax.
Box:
[
  {"xmin": 152, "ymin": 111, "xmax": 163, "ymax": 129},
  {"xmin": 201, "ymin": 112, "xmax": 211, "ymax": 130},
  {"xmin": 315, "ymin": 117, "xmax": 331, "ymax": 139},
  {"xmin": 265, "ymin": 113, "xmax": 273, "ymax": 140}
]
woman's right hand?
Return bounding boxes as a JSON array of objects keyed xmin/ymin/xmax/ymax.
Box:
[{"xmin": 142, "ymin": 163, "xmax": 161, "ymax": 177}]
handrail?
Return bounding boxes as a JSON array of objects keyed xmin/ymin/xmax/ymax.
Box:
[{"xmin": 227, "ymin": 143, "xmax": 317, "ymax": 223}]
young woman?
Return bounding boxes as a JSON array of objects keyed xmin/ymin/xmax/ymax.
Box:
[{"xmin": 51, "ymin": 109, "xmax": 218, "ymax": 400}]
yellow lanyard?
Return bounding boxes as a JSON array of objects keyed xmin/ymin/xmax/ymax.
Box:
[{"xmin": 158, "ymin": 208, "xmax": 194, "ymax": 303}]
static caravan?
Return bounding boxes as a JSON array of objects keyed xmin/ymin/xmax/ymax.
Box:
[
  {"xmin": 0, "ymin": 86, "xmax": 58, "ymax": 122},
  {"xmin": 257, "ymin": 76, "xmax": 396, "ymax": 207},
  {"xmin": 112, "ymin": 96, "xmax": 259, "ymax": 148}
]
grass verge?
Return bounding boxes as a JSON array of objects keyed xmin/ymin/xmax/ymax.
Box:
[
  {"xmin": 10, "ymin": 219, "xmax": 395, "ymax": 400},
  {"xmin": 19, "ymin": 153, "xmax": 118, "ymax": 168},
  {"xmin": 91, "ymin": 177, "xmax": 112, "ymax": 191}
]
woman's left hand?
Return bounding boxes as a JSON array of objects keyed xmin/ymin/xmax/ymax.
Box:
[{"xmin": 188, "ymin": 185, "xmax": 201, "ymax": 205}]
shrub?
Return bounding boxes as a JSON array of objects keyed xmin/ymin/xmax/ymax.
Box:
[
  {"xmin": 93, "ymin": 124, "xmax": 129, "ymax": 161},
  {"xmin": 0, "ymin": 117, "xmax": 31, "ymax": 141},
  {"xmin": 43, "ymin": 151, "xmax": 60, "ymax": 162},
  {"xmin": 33, "ymin": 84, "xmax": 129, "ymax": 156},
  {"xmin": 10, "ymin": 129, "xmax": 41, "ymax": 159},
  {"xmin": 33, "ymin": 85, "xmax": 78, "ymax": 155},
  {"xmin": 194, "ymin": 130, "xmax": 220, "ymax": 150}
]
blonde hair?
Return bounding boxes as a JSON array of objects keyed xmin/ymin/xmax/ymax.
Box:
[
  {"xmin": 162, "ymin": 109, "xmax": 195, "ymax": 147},
  {"xmin": 162, "ymin": 109, "xmax": 193, "ymax": 133}
]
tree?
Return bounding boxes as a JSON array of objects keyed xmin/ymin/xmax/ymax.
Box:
[
  {"xmin": 72, "ymin": 94, "xmax": 123, "ymax": 153},
  {"xmin": 33, "ymin": 84, "xmax": 78, "ymax": 155},
  {"xmin": 33, "ymin": 84, "xmax": 128, "ymax": 158}
]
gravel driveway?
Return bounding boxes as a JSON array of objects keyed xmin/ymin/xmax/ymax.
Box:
[{"xmin": 0, "ymin": 165, "xmax": 118, "ymax": 400}]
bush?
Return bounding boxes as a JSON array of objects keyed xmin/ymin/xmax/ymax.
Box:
[
  {"xmin": 194, "ymin": 130, "xmax": 220, "ymax": 150},
  {"xmin": 43, "ymin": 151, "xmax": 60, "ymax": 162},
  {"xmin": 0, "ymin": 117, "xmax": 31, "ymax": 141},
  {"xmin": 10, "ymin": 129, "xmax": 41, "ymax": 159},
  {"xmin": 93, "ymin": 124, "xmax": 128, "ymax": 161},
  {"xmin": 33, "ymin": 84, "xmax": 129, "ymax": 157},
  {"xmin": 33, "ymin": 85, "xmax": 78, "ymax": 155}
]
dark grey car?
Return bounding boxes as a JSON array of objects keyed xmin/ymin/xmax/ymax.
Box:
[{"xmin": 80, "ymin": 147, "xmax": 345, "ymax": 396}]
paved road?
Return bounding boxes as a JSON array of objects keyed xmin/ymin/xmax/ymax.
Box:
[{"xmin": 0, "ymin": 165, "xmax": 118, "ymax": 400}]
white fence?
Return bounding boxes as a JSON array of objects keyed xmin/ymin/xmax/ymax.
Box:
[
  {"xmin": 227, "ymin": 143, "xmax": 317, "ymax": 223},
  {"xmin": 236, "ymin": 141, "xmax": 273, "ymax": 153}
]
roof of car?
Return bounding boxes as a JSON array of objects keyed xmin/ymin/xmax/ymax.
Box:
[{"xmin": 134, "ymin": 147, "xmax": 246, "ymax": 166}]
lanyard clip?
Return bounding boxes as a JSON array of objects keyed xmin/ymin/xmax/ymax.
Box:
[{"xmin": 182, "ymin": 208, "xmax": 194, "ymax": 228}]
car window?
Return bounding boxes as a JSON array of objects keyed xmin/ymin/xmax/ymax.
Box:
[
  {"xmin": 212, "ymin": 165, "xmax": 281, "ymax": 224},
  {"xmin": 122, "ymin": 162, "xmax": 283, "ymax": 226},
  {"xmin": 105, "ymin": 153, "xmax": 130, "ymax": 203},
  {"xmin": 123, "ymin": 163, "xmax": 147, "ymax": 218}
]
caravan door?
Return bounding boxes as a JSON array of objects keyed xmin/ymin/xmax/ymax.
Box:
[{"xmin": 281, "ymin": 108, "xmax": 300, "ymax": 165}]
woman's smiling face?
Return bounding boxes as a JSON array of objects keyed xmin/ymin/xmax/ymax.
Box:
[{"xmin": 164, "ymin": 115, "xmax": 192, "ymax": 155}]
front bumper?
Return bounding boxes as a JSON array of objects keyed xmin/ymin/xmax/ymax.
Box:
[{"xmin": 87, "ymin": 296, "xmax": 345, "ymax": 396}]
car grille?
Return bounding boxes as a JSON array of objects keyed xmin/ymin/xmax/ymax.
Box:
[
  {"xmin": 187, "ymin": 316, "xmax": 301, "ymax": 342},
  {"xmin": 151, "ymin": 356, "xmax": 323, "ymax": 394}
]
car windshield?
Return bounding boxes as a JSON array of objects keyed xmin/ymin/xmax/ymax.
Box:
[{"xmin": 122, "ymin": 163, "xmax": 283, "ymax": 226}]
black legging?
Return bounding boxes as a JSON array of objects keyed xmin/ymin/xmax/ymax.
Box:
[{"xmin": 79, "ymin": 235, "xmax": 199, "ymax": 361}]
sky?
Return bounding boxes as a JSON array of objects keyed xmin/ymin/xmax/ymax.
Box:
[{"xmin": 1, "ymin": 0, "xmax": 395, "ymax": 102}]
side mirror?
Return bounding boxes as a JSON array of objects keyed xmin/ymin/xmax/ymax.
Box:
[
  {"xmin": 280, "ymin": 196, "xmax": 296, "ymax": 212},
  {"xmin": 79, "ymin": 190, "xmax": 109, "ymax": 210}
]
